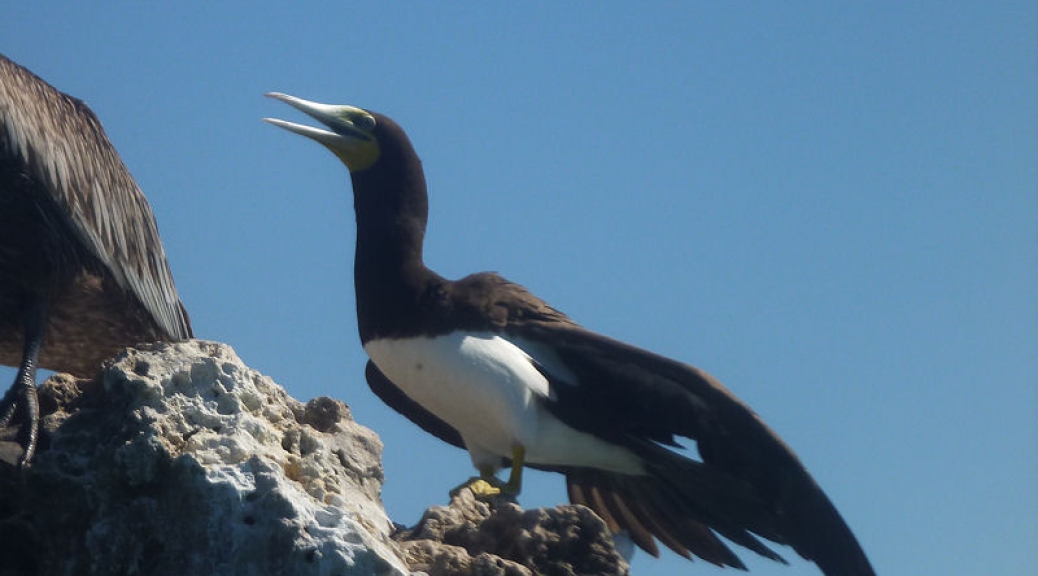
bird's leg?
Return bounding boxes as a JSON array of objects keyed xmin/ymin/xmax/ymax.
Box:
[
  {"xmin": 0, "ymin": 297, "xmax": 46, "ymax": 467},
  {"xmin": 452, "ymin": 445, "xmax": 527, "ymax": 499},
  {"xmin": 501, "ymin": 445, "xmax": 525, "ymax": 496}
]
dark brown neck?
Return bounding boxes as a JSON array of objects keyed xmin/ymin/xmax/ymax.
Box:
[{"xmin": 349, "ymin": 127, "xmax": 441, "ymax": 343}]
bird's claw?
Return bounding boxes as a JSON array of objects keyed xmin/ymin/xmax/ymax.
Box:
[{"xmin": 0, "ymin": 381, "xmax": 40, "ymax": 467}]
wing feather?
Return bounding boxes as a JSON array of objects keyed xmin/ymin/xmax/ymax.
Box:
[
  {"xmin": 0, "ymin": 54, "xmax": 191, "ymax": 340},
  {"xmin": 511, "ymin": 320, "xmax": 874, "ymax": 575},
  {"xmin": 374, "ymin": 273, "xmax": 873, "ymax": 574}
]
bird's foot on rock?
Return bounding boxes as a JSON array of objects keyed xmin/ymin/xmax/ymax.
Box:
[
  {"xmin": 0, "ymin": 381, "xmax": 39, "ymax": 468},
  {"xmin": 449, "ymin": 476, "xmax": 518, "ymax": 501},
  {"xmin": 467, "ymin": 478, "xmax": 503, "ymax": 498}
]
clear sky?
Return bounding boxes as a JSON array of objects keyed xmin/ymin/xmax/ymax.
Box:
[{"xmin": 3, "ymin": 3, "xmax": 1035, "ymax": 575}]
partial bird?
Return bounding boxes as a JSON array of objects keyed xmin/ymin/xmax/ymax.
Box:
[
  {"xmin": 264, "ymin": 93, "xmax": 875, "ymax": 576},
  {"xmin": 0, "ymin": 54, "xmax": 193, "ymax": 466}
]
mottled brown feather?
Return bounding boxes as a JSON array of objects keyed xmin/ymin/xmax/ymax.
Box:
[{"xmin": 0, "ymin": 53, "xmax": 191, "ymax": 376}]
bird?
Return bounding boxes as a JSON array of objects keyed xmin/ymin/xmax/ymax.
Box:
[
  {"xmin": 0, "ymin": 54, "xmax": 193, "ymax": 466},
  {"xmin": 264, "ymin": 92, "xmax": 875, "ymax": 576}
]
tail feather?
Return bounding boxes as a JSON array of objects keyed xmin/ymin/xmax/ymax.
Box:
[
  {"xmin": 569, "ymin": 476, "xmax": 661, "ymax": 557},
  {"xmin": 601, "ymin": 488, "xmax": 661, "ymax": 556},
  {"xmin": 566, "ymin": 467, "xmax": 764, "ymax": 569},
  {"xmin": 560, "ymin": 435, "xmax": 876, "ymax": 576},
  {"xmin": 644, "ymin": 454, "xmax": 789, "ymax": 564},
  {"xmin": 630, "ymin": 470, "xmax": 774, "ymax": 567}
]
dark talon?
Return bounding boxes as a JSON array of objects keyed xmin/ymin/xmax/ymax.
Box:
[
  {"xmin": 0, "ymin": 299, "xmax": 45, "ymax": 467},
  {"xmin": 1, "ymin": 55, "xmax": 192, "ymax": 467},
  {"xmin": 0, "ymin": 378, "xmax": 39, "ymax": 467}
]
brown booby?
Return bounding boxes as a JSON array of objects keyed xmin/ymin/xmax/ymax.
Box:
[{"xmin": 264, "ymin": 93, "xmax": 874, "ymax": 576}]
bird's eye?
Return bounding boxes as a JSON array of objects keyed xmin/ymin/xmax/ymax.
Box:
[{"xmin": 355, "ymin": 114, "xmax": 376, "ymax": 131}]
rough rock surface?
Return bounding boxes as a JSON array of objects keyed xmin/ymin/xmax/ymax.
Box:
[
  {"xmin": 0, "ymin": 340, "xmax": 406, "ymax": 576},
  {"xmin": 0, "ymin": 340, "xmax": 628, "ymax": 576},
  {"xmin": 395, "ymin": 488, "xmax": 629, "ymax": 576}
]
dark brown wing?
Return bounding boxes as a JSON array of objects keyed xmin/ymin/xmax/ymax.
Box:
[
  {"xmin": 512, "ymin": 320, "xmax": 875, "ymax": 576},
  {"xmin": 387, "ymin": 270, "xmax": 873, "ymax": 574},
  {"xmin": 0, "ymin": 54, "xmax": 191, "ymax": 342},
  {"xmin": 440, "ymin": 272, "xmax": 577, "ymax": 331}
]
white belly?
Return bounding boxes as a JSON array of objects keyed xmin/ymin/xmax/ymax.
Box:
[{"xmin": 364, "ymin": 332, "xmax": 643, "ymax": 475}]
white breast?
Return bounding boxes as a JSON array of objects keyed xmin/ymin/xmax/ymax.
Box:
[{"xmin": 364, "ymin": 332, "xmax": 644, "ymax": 475}]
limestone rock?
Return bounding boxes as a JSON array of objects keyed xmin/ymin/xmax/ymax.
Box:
[
  {"xmin": 395, "ymin": 488, "xmax": 629, "ymax": 576},
  {"xmin": 0, "ymin": 340, "xmax": 629, "ymax": 576},
  {"xmin": 0, "ymin": 340, "xmax": 407, "ymax": 576}
]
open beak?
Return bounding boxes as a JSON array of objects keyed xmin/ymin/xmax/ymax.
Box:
[{"xmin": 263, "ymin": 92, "xmax": 371, "ymax": 148}]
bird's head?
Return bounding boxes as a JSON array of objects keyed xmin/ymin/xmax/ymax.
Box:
[
  {"xmin": 263, "ymin": 92, "xmax": 381, "ymax": 172},
  {"xmin": 264, "ymin": 92, "xmax": 429, "ymax": 250}
]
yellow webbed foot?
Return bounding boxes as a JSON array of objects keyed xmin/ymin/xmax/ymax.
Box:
[
  {"xmin": 468, "ymin": 477, "xmax": 504, "ymax": 497},
  {"xmin": 449, "ymin": 474, "xmax": 504, "ymax": 499},
  {"xmin": 450, "ymin": 446, "xmax": 527, "ymax": 500}
]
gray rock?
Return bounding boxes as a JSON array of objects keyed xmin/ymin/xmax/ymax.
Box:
[
  {"xmin": 0, "ymin": 340, "xmax": 407, "ymax": 576},
  {"xmin": 395, "ymin": 488, "xmax": 629, "ymax": 576},
  {"xmin": 0, "ymin": 340, "xmax": 627, "ymax": 576}
]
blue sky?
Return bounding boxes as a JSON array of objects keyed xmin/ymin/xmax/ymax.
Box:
[{"xmin": 3, "ymin": 3, "xmax": 1035, "ymax": 574}]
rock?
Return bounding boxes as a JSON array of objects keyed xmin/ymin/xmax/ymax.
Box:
[
  {"xmin": 0, "ymin": 340, "xmax": 407, "ymax": 576},
  {"xmin": 395, "ymin": 488, "xmax": 629, "ymax": 576},
  {"xmin": 0, "ymin": 340, "xmax": 628, "ymax": 576}
]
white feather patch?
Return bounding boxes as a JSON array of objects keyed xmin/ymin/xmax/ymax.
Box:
[{"xmin": 365, "ymin": 331, "xmax": 644, "ymax": 475}]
